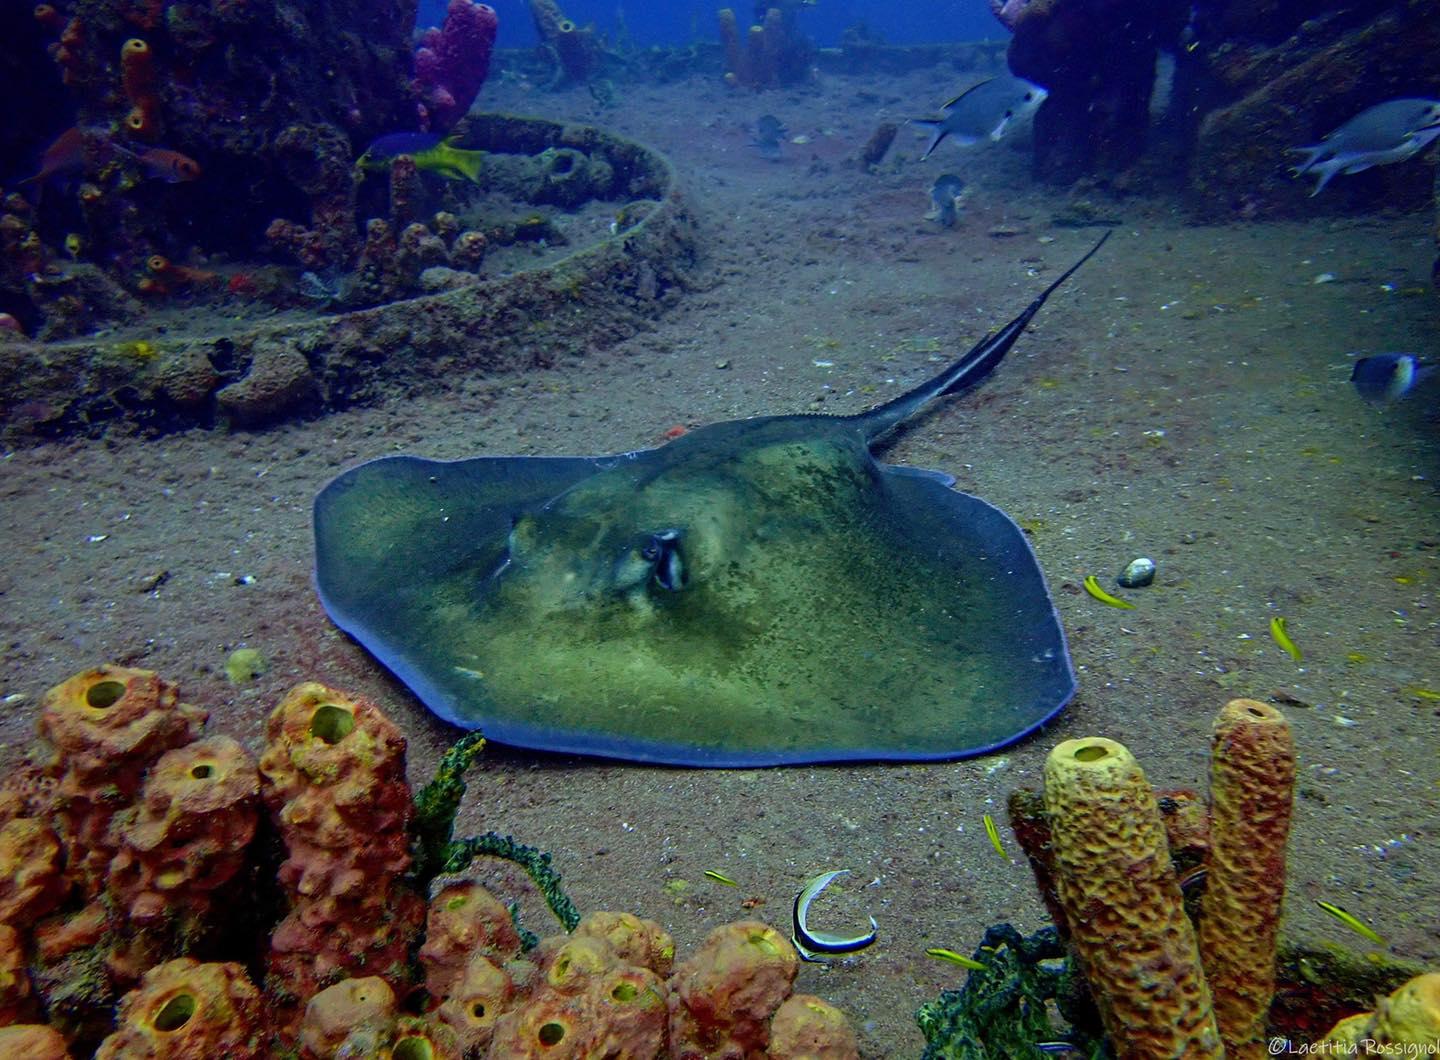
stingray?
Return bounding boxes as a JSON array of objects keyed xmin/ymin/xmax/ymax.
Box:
[{"xmin": 314, "ymin": 234, "xmax": 1107, "ymax": 767}]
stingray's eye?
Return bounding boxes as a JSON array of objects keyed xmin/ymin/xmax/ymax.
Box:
[{"xmin": 640, "ymin": 541, "xmax": 660, "ymax": 562}]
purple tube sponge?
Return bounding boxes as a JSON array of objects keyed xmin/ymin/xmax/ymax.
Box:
[{"xmin": 414, "ymin": 0, "xmax": 499, "ymax": 132}]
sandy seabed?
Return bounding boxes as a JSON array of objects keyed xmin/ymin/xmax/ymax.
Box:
[{"xmin": 2, "ymin": 60, "xmax": 1438, "ymax": 1056}]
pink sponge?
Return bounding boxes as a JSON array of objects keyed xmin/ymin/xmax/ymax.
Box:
[{"xmin": 414, "ymin": 0, "xmax": 499, "ymax": 131}]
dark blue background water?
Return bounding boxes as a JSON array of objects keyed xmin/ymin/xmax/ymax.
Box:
[{"xmin": 417, "ymin": 1, "xmax": 1001, "ymax": 49}]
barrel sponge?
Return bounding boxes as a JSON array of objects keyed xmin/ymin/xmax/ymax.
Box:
[
  {"xmin": 769, "ymin": 994, "xmax": 861, "ymax": 1060},
  {"xmin": 1325, "ymin": 972, "xmax": 1440, "ymax": 1046},
  {"xmin": 120, "ymin": 38, "xmax": 160, "ymax": 139},
  {"xmin": 390, "ymin": 1014, "xmax": 463, "ymax": 1059},
  {"xmin": 486, "ymin": 989, "xmax": 591, "ymax": 1058},
  {"xmin": 1043, "ymin": 737, "xmax": 1223, "ymax": 1059},
  {"xmin": 95, "ymin": 958, "xmax": 264, "ymax": 1058},
  {"xmin": 418, "ymin": 880, "xmax": 523, "ymax": 998},
  {"xmin": 584, "ymin": 963, "xmax": 668, "ymax": 1057},
  {"xmin": 107, "ymin": 735, "xmax": 260, "ymax": 924},
  {"xmin": 531, "ymin": 933, "xmax": 622, "ymax": 998},
  {"xmin": 0, "ymin": 1024, "xmax": 73, "ymax": 1059},
  {"xmin": 1198, "ymin": 699, "xmax": 1295, "ymax": 1055},
  {"xmin": 37, "ymin": 665, "xmax": 206, "ymax": 894},
  {"xmin": 0, "ymin": 816, "xmax": 68, "ymax": 925},
  {"xmin": 434, "ymin": 953, "xmax": 514, "ymax": 1055},
  {"xmin": 258, "ymin": 681, "xmax": 412, "ymax": 903},
  {"xmin": 498, "ymin": 959, "xmax": 667, "ymax": 1059},
  {"xmin": 572, "ymin": 910, "xmax": 676, "ymax": 978},
  {"xmin": 667, "ymin": 920, "xmax": 800, "ymax": 1056},
  {"xmin": 298, "ymin": 976, "xmax": 397, "ymax": 1059}
]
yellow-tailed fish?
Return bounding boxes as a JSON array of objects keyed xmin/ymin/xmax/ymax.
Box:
[
  {"xmin": 1270, "ymin": 616, "xmax": 1302, "ymax": 661},
  {"xmin": 703, "ymin": 870, "xmax": 738, "ymax": 886},
  {"xmin": 1315, "ymin": 900, "xmax": 1385, "ymax": 946},
  {"xmin": 791, "ymin": 869, "xmax": 878, "ymax": 962},
  {"xmin": 982, "ymin": 813, "xmax": 1006, "ymax": 859},
  {"xmin": 925, "ymin": 947, "xmax": 986, "ymax": 971},
  {"xmin": 1083, "ymin": 574, "xmax": 1134, "ymax": 609}
]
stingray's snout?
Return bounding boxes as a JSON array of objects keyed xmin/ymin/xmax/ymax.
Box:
[{"xmin": 644, "ymin": 529, "xmax": 686, "ymax": 591}]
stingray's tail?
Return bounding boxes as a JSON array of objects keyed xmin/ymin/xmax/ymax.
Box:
[{"xmin": 855, "ymin": 230, "xmax": 1110, "ymax": 444}]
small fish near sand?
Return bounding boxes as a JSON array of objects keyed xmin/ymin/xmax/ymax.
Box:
[
  {"xmin": 750, "ymin": 114, "xmax": 787, "ymax": 161},
  {"xmin": 910, "ymin": 74, "xmax": 1048, "ymax": 160},
  {"xmin": 1291, "ymin": 98, "xmax": 1440, "ymax": 196},
  {"xmin": 925, "ymin": 173, "xmax": 966, "ymax": 228},
  {"xmin": 791, "ymin": 870, "xmax": 878, "ymax": 962},
  {"xmin": 1349, "ymin": 353, "xmax": 1434, "ymax": 403},
  {"xmin": 357, "ymin": 132, "xmax": 485, "ymax": 184}
]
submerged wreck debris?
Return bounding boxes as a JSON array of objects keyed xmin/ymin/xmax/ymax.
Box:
[
  {"xmin": 0, "ymin": 116, "xmax": 695, "ymax": 443},
  {"xmin": 0, "ymin": 665, "xmax": 860, "ymax": 1058}
]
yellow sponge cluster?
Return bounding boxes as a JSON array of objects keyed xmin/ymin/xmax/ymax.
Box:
[{"xmin": 1041, "ymin": 698, "xmax": 1299, "ymax": 1059}]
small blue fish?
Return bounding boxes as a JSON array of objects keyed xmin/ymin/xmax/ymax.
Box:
[
  {"xmin": 910, "ymin": 75, "xmax": 1047, "ymax": 160},
  {"xmin": 1291, "ymin": 98, "xmax": 1440, "ymax": 196},
  {"xmin": 1350, "ymin": 353, "xmax": 1434, "ymax": 403}
]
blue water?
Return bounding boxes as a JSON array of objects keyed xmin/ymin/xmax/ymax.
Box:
[{"xmin": 416, "ymin": 0, "xmax": 1001, "ymax": 49}]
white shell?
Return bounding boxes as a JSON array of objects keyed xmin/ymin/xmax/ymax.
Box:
[{"xmin": 1117, "ymin": 557, "xmax": 1156, "ymax": 588}]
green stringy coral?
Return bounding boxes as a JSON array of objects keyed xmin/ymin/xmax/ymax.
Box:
[
  {"xmin": 407, "ymin": 732, "xmax": 581, "ymax": 947},
  {"xmin": 916, "ymin": 923, "xmax": 1104, "ymax": 1060}
]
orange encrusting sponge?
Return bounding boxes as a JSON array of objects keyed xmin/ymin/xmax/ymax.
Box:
[
  {"xmin": 1198, "ymin": 699, "xmax": 1295, "ymax": 1058},
  {"xmin": 1043, "ymin": 737, "xmax": 1223, "ymax": 1059}
]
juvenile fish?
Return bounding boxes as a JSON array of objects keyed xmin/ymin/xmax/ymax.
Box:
[{"xmin": 792, "ymin": 870, "xmax": 877, "ymax": 962}]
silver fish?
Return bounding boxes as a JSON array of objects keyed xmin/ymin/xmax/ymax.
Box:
[
  {"xmin": 1291, "ymin": 98, "xmax": 1440, "ymax": 196},
  {"xmin": 910, "ymin": 74, "xmax": 1048, "ymax": 160}
]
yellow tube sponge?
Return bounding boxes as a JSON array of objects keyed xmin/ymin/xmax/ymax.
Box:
[
  {"xmin": 1198, "ymin": 698, "xmax": 1295, "ymax": 1057},
  {"xmin": 299, "ymin": 976, "xmax": 396, "ymax": 1059},
  {"xmin": 1043, "ymin": 737, "xmax": 1222, "ymax": 1059},
  {"xmin": 1323, "ymin": 972, "xmax": 1440, "ymax": 1047},
  {"xmin": 38, "ymin": 665, "xmax": 206, "ymax": 896},
  {"xmin": 417, "ymin": 881, "xmax": 522, "ymax": 999},
  {"xmin": 667, "ymin": 920, "xmax": 799, "ymax": 1056},
  {"xmin": 95, "ymin": 958, "xmax": 264, "ymax": 1058},
  {"xmin": 769, "ymin": 994, "xmax": 861, "ymax": 1059}
]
